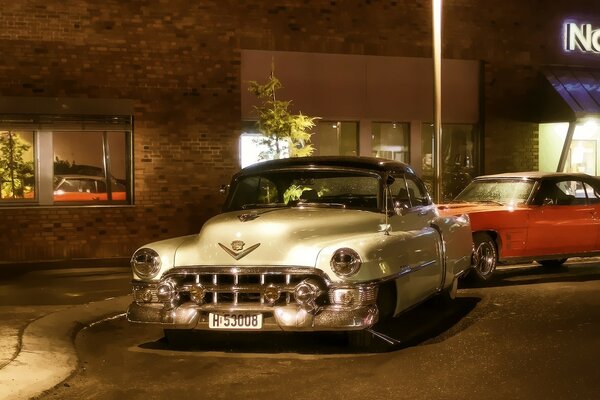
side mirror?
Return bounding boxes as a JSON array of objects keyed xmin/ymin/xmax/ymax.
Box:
[
  {"xmin": 219, "ymin": 184, "xmax": 229, "ymax": 196},
  {"xmin": 394, "ymin": 201, "xmax": 410, "ymax": 216},
  {"xmin": 542, "ymin": 197, "xmax": 554, "ymax": 206}
]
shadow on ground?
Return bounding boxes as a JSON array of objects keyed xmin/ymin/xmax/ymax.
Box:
[
  {"xmin": 461, "ymin": 261, "xmax": 600, "ymax": 289},
  {"xmin": 137, "ymin": 295, "xmax": 480, "ymax": 355}
]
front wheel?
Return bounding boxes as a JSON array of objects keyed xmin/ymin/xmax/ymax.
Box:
[
  {"xmin": 347, "ymin": 282, "xmax": 397, "ymax": 352},
  {"xmin": 471, "ymin": 232, "xmax": 498, "ymax": 281}
]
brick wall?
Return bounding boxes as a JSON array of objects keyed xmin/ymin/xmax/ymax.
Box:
[{"xmin": 0, "ymin": 0, "xmax": 596, "ymax": 263}]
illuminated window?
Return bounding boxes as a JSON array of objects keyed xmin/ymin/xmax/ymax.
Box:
[
  {"xmin": 316, "ymin": 121, "xmax": 358, "ymax": 156},
  {"xmin": 53, "ymin": 130, "xmax": 130, "ymax": 203},
  {"xmin": 0, "ymin": 131, "xmax": 35, "ymax": 202},
  {"xmin": 371, "ymin": 122, "xmax": 409, "ymax": 162},
  {"xmin": 0, "ymin": 114, "xmax": 132, "ymax": 206},
  {"xmin": 239, "ymin": 121, "xmax": 289, "ymax": 168}
]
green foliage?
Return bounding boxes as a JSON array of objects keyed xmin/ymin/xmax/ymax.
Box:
[
  {"xmin": 283, "ymin": 185, "xmax": 313, "ymax": 204},
  {"xmin": 0, "ymin": 132, "xmax": 34, "ymax": 199},
  {"xmin": 248, "ymin": 68, "xmax": 317, "ymax": 160}
]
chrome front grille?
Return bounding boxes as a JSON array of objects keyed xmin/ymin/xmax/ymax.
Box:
[{"xmin": 163, "ymin": 267, "xmax": 330, "ymax": 307}]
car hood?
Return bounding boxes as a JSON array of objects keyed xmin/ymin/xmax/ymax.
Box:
[{"xmin": 173, "ymin": 207, "xmax": 385, "ymax": 267}]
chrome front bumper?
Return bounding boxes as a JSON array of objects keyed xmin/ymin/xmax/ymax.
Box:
[{"xmin": 127, "ymin": 302, "xmax": 378, "ymax": 331}]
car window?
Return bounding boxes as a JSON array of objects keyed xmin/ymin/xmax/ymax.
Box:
[
  {"xmin": 388, "ymin": 176, "xmax": 410, "ymax": 208},
  {"xmin": 584, "ymin": 182, "xmax": 600, "ymax": 204},
  {"xmin": 58, "ymin": 179, "xmax": 79, "ymax": 193},
  {"xmin": 406, "ymin": 177, "xmax": 430, "ymax": 206},
  {"xmin": 80, "ymin": 179, "xmax": 97, "ymax": 193},
  {"xmin": 226, "ymin": 170, "xmax": 380, "ymax": 211},
  {"xmin": 537, "ymin": 180, "xmax": 583, "ymax": 205},
  {"xmin": 454, "ymin": 179, "xmax": 535, "ymax": 205},
  {"xmin": 229, "ymin": 176, "xmax": 279, "ymax": 209}
]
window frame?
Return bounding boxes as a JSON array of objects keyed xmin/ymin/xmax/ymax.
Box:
[{"xmin": 0, "ymin": 123, "xmax": 133, "ymax": 207}]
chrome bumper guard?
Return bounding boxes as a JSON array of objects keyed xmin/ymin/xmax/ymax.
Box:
[{"xmin": 127, "ymin": 302, "xmax": 378, "ymax": 331}]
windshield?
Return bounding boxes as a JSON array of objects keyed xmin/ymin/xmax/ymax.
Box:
[
  {"xmin": 225, "ymin": 169, "xmax": 381, "ymax": 211},
  {"xmin": 452, "ymin": 179, "xmax": 535, "ymax": 205}
]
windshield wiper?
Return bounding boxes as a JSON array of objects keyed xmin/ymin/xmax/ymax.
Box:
[
  {"xmin": 241, "ymin": 203, "xmax": 287, "ymax": 209},
  {"xmin": 476, "ymin": 200, "xmax": 505, "ymax": 206},
  {"xmin": 450, "ymin": 199, "xmax": 504, "ymax": 206},
  {"xmin": 292, "ymin": 201, "xmax": 346, "ymax": 208}
]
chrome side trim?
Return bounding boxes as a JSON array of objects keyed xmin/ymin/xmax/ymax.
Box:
[{"xmin": 344, "ymin": 260, "xmax": 437, "ymax": 287}]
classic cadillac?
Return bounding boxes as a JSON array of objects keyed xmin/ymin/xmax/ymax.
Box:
[{"xmin": 127, "ymin": 156, "xmax": 473, "ymax": 346}]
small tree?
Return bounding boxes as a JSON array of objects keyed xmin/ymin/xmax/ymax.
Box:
[
  {"xmin": 248, "ymin": 66, "xmax": 317, "ymax": 160},
  {"xmin": 0, "ymin": 131, "xmax": 34, "ymax": 199}
]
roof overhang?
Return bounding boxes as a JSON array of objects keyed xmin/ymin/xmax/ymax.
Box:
[{"xmin": 541, "ymin": 67, "xmax": 600, "ymax": 121}]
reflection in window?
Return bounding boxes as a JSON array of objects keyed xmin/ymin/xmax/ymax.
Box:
[
  {"xmin": 421, "ymin": 123, "xmax": 477, "ymax": 201},
  {"xmin": 316, "ymin": 121, "xmax": 358, "ymax": 156},
  {"xmin": 53, "ymin": 131, "xmax": 129, "ymax": 203},
  {"xmin": 372, "ymin": 122, "xmax": 409, "ymax": 162},
  {"xmin": 0, "ymin": 131, "xmax": 35, "ymax": 201},
  {"xmin": 567, "ymin": 140, "xmax": 596, "ymax": 175}
]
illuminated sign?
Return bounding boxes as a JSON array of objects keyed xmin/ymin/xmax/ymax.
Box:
[{"xmin": 564, "ymin": 22, "xmax": 600, "ymax": 53}]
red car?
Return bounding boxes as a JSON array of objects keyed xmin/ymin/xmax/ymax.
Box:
[
  {"xmin": 438, "ymin": 172, "xmax": 600, "ymax": 280},
  {"xmin": 53, "ymin": 175, "xmax": 126, "ymax": 202}
]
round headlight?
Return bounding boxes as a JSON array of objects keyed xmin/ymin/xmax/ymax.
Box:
[
  {"xmin": 131, "ymin": 248, "xmax": 162, "ymax": 279},
  {"xmin": 330, "ymin": 248, "xmax": 362, "ymax": 277}
]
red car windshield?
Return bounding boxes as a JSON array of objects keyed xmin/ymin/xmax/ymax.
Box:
[{"xmin": 452, "ymin": 179, "xmax": 535, "ymax": 205}]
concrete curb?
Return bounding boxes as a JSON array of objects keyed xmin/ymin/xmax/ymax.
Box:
[{"xmin": 0, "ymin": 295, "xmax": 130, "ymax": 400}]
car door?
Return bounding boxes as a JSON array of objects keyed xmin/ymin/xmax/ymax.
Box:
[
  {"xmin": 582, "ymin": 179, "xmax": 600, "ymax": 251},
  {"xmin": 527, "ymin": 179, "xmax": 597, "ymax": 256},
  {"xmin": 388, "ymin": 173, "xmax": 442, "ymax": 305}
]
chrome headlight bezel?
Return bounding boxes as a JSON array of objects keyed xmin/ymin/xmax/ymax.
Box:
[
  {"xmin": 131, "ymin": 248, "xmax": 162, "ymax": 279},
  {"xmin": 330, "ymin": 248, "xmax": 362, "ymax": 277}
]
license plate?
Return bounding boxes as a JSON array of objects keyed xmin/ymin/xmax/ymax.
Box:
[{"xmin": 208, "ymin": 313, "xmax": 263, "ymax": 330}]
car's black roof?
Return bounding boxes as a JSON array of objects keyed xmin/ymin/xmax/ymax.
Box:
[{"xmin": 238, "ymin": 156, "xmax": 414, "ymax": 175}]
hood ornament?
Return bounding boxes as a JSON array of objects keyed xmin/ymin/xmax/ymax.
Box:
[
  {"xmin": 218, "ymin": 241, "xmax": 260, "ymax": 260},
  {"xmin": 238, "ymin": 213, "xmax": 259, "ymax": 222}
]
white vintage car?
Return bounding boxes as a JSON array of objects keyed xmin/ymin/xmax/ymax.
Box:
[{"xmin": 127, "ymin": 156, "xmax": 473, "ymax": 347}]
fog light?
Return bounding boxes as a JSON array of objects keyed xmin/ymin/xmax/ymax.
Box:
[
  {"xmin": 189, "ymin": 285, "xmax": 205, "ymax": 304},
  {"xmin": 263, "ymin": 284, "xmax": 280, "ymax": 305},
  {"xmin": 141, "ymin": 289, "xmax": 154, "ymax": 303},
  {"xmin": 294, "ymin": 279, "xmax": 324, "ymax": 312},
  {"xmin": 332, "ymin": 288, "xmax": 356, "ymax": 306},
  {"xmin": 156, "ymin": 280, "xmax": 176, "ymax": 302}
]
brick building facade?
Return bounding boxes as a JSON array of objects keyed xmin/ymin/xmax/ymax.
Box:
[{"xmin": 0, "ymin": 0, "xmax": 598, "ymax": 263}]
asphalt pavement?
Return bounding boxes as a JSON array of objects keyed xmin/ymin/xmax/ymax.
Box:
[
  {"xmin": 1, "ymin": 259, "xmax": 599, "ymax": 400},
  {"xmin": 0, "ymin": 262, "xmax": 131, "ymax": 400}
]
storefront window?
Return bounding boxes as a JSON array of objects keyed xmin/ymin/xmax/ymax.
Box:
[
  {"xmin": 0, "ymin": 131, "xmax": 35, "ymax": 201},
  {"xmin": 540, "ymin": 119, "xmax": 600, "ymax": 175},
  {"xmin": 316, "ymin": 121, "xmax": 358, "ymax": 156},
  {"xmin": 421, "ymin": 123, "xmax": 477, "ymax": 201},
  {"xmin": 371, "ymin": 122, "xmax": 409, "ymax": 162}
]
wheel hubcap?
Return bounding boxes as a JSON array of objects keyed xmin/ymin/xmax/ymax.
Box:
[{"xmin": 476, "ymin": 242, "xmax": 495, "ymax": 276}]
